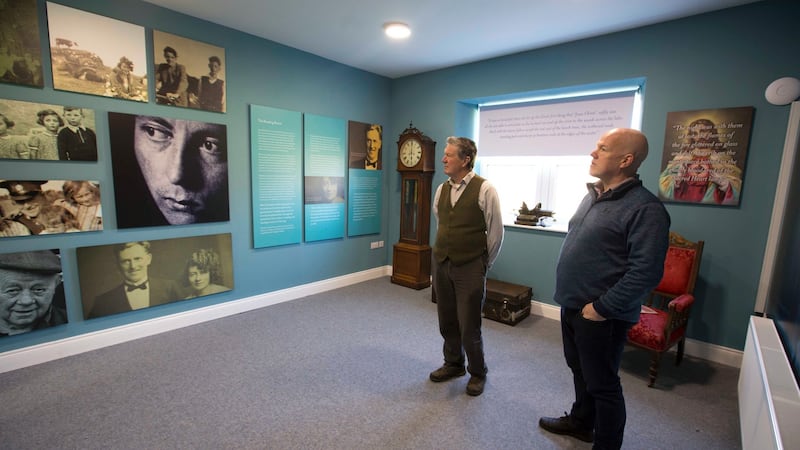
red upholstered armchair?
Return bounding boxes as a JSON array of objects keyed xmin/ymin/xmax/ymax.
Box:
[{"xmin": 627, "ymin": 231, "xmax": 704, "ymax": 387}]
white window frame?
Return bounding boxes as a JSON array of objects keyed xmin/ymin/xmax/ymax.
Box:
[{"xmin": 475, "ymin": 81, "xmax": 644, "ymax": 232}]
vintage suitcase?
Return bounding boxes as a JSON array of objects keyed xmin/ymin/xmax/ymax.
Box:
[{"xmin": 483, "ymin": 278, "xmax": 532, "ymax": 325}]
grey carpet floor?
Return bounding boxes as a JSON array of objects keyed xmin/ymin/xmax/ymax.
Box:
[{"xmin": 0, "ymin": 277, "xmax": 741, "ymax": 449}]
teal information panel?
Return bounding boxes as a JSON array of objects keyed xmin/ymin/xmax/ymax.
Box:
[
  {"xmin": 347, "ymin": 168, "xmax": 382, "ymax": 236},
  {"xmin": 303, "ymin": 114, "xmax": 346, "ymax": 242},
  {"xmin": 250, "ymin": 105, "xmax": 303, "ymax": 248}
]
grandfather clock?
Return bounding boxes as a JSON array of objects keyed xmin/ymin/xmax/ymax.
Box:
[{"xmin": 391, "ymin": 124, "xmax": 436, "ymax": 289}]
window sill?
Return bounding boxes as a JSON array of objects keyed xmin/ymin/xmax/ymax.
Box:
[{"xmin": 504, "ymin": 222, "xmax": 567, "ymax": 234}]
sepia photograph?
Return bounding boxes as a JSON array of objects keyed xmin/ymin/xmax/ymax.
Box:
[
  {"xmin": 0, "ymin": 249, "xmax": 67, "ymax": 337},
  {"xmin": 0, "ymin": 0, "xmax": 44, "ymax": 88},
  {"xmin": 0, "ymin": 98, "xmax": 98, "ymax": 161},
  {"xmin": 348, "ymin": 121, "xmax": 382, "ymax": 170},
  {"xmin": 0, "ymin": 179, "xmax": 103, "ymax": 237},
  {"xmin": 76, "ymin": 233, "xmax": 233, "ymax": 319},
  {"xmin": 46, "ymin": 2, "xmax": 148, "ymax": 101},
  {"xmin": 153, "ymin": 30, "xmax": 226, "ymax": 113},
  {"xmin": 108, "ymin": 112, "xmax": 229, "ymax": 228}
]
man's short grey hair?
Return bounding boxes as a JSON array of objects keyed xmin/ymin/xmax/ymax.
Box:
[{"xmin": 446, "ymin": 136, "xmax": 477, "ymax": 170}]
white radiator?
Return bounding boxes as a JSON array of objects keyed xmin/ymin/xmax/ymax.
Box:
[{"xmin": 738, "ymin": 316, "xmax": 800, "ymax": 449}]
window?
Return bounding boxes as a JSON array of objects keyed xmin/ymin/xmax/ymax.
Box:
[{"xmin": 474, "ymin": 80, "xmax": 644, "ymax": 231}]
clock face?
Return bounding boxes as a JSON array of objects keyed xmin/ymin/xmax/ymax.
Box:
[{"xmin": 400, "ymin": 139, "xmax": 422, "ymax": 168}]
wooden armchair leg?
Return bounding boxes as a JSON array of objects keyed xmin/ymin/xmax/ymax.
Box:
[
  {"xmin": 676, "ymin": 338, "xmax": 686, "ymax": 366},
  {"xmin": 648, "ymin": 351, "xmax": 662, "ymax": 387}
]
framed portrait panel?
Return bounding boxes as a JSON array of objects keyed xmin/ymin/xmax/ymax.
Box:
[
  {"xmin": 348, "ymin": 121, "xmax": 383, "ymax": 170},
  {"xmin": 76, "ymin": 233, "xmax": 233, "ymax": 319},
  {"xmin": 46, "ymin": 2, "xmax": 147, "ymax": 101},
  {"xmin": 658, "ymin": 106, "xmax": 755, "ymax": 206},
  {"xmin": 108, "ymin": 112, "xmax": 229, "ymax": 228},
  {"xmin": 0, "ymin": 0, "xmax": 44, "ymax": 87},
  {"xmin": 0, "ymin": 179, "xmax": 103, "ymax": 237},
  {"xmin": 152, "ymin": 30, "xmax": 226, "ymax": 113},
  {"xmin": 0, "ymin": 249, "xmax": 67, "ymax": 337},
  {"xmin": 0, "ymin": 98, "xmax": 98, "ymax": 161}
]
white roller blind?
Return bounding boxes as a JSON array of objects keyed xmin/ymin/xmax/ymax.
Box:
[{"xmin": 479, "ymin": 90, "xmax": 637, "ymax": 157}]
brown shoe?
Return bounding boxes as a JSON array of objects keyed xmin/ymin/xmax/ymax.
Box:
[
  {"xmin": 466, "ymin": 376, "xmax": 486, "ymax": 396},
  {"xmin": 538, "ymin": 413, "xmax": 593, "ymax": 443},
  {"xmin": 429, "ymin": 365, "xmax": 466, "ymax": 382}
]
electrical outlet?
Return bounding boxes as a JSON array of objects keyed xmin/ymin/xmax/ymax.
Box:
[{"xmin": 370, "ymin": 240, "xmax": 385, "ymax": 249}]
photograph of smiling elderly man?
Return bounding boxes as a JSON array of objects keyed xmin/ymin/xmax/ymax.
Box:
[{"xmin": 0, "ymin": 249, "xmax": 67, "ymax": 337}]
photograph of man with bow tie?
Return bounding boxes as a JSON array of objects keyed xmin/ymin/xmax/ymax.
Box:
[
  {"xmin": 85, "ymin": 241, "xmax": 180, "ymax": 319},
  {"xmin": 348, "ymin": 121, "xmax": 383, "ymax": 170}
]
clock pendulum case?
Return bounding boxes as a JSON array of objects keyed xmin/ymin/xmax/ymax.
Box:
[{"xmin": 391, "ymin": 124, "xmax": 436, "ymax": 289}]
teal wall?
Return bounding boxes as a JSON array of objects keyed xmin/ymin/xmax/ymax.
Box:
[
  {"xmin": 2, "ymin": 0, "xmax": 797, "ymax": 355},
  {"xmin": 388, "ymin": 0, "xmax": 800, "ymax": 350},
  {"xmin": 0, "ymin": 0, "xmax": 391, "ymax": 353}
]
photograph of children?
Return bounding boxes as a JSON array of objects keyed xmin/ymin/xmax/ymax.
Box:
[
  {"xmin": 304, "ymin": 176, "xmax": 345, "ymax": 204},
  {"xmin": 0, "ymin": 0, "xmax": 44, "ymax": 87},
  {"xmin": 348, "ymin": 121, "xmax": 382, "ymax": 170},
  {"xmin": 46, "ymin": 2, "xmax": 147, "ymax": 101},
  {"xmin": 0, "ymin": 249, "xmax": 67, "ymax": 337},
  {"xmin": 153, "ymin": 30, "xmax": 226, "ymax": 113},
  {"xmin": 76, "ymin": 233, "xmax": 233, "ymax": 319},
  {"xmin": 658, "ymin": 106, "xmax": 754, "ymax": 206},
  {"xmin": 0, "ymin": 98, "xmax": 98, "ymax": 161},
  {"xmin": 108, "ymin": 112, "xmax": 229, "ymax": 228},
  {"xmin": 0, "ymin": 179, "xmax": 103, "ymax": 237}
]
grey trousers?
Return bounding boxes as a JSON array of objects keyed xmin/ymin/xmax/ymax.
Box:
[{"xmin": 432, "ymin": 255, "xmax": 488, "ymax": 377}]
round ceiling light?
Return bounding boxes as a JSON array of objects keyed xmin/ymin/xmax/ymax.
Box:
[{"xmin": 384, "ymin": 22, "xmax": 411, "ymax": 39}]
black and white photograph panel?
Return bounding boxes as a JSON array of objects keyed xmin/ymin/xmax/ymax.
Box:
[
  {"xmin": 77, "ymin": 233, "xmax": 233, "ymax": 319},
  {"xmin": 304, "ymin": 176, "xmax": 345, "ymax": 204},
  {"xmin": 153, "ymin": 30, "xmax": 226, "ymax": 112},
  {"xmin": 108, "ymin": 112, "xmax": 229, "ymax": 228},
  {"xmin": 46, "ymin": 2, "xmax": 148, "ymax": 101},
  {"xmin": 0, "ymin": 98, "xmax": 98, "ymax": 161},
  {"xmin": 0, "ymin": 179, "xmax": 103, "ymax": 237},
  {"xmin": 0, "ymin": 249, "xmax": 67, "ymax": 337},
  {"xmin": 0, "ymin": 0, "xmax": 44, "ymax": 88}
]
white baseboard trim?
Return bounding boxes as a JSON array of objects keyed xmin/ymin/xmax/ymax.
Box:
[
  {"xmin": 0, "ymin": 270, "xmax": 742, "ymax": 374},
  {"xmin": 530, "ymin": 300, "xmax": 742, "ymax": 368},
  {"xmin": 0, "ymin": 266, "xmax": 392, "ymax": 374}
]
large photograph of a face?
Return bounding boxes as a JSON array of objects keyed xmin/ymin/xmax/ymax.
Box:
[
  {"xmin": 153, "ymin": 30, "xmax": 226, "ymax": 113},
  {"xmin": 108, "ymin": 112, "xmax": 229, "ymax": 228},
  {"xmin": 1, "ymin": 98, "xmax": 98, "ymax": 161},
  {"xmin": 0, "ymin": 249, "xmax": 67, "ymax": 337},
  {"xmin": 77, "ymin": 233, "xmax": 233, "ymax": 319},
  {"xmin": 1, "ymin": 179, "xmax": 103, "ymax": 237},
  {"xmin": 46, "ymin": 2, "xmax": 147, "ymax": 101},
  {"xmin": 0, "ymin": 0, "xmax": 44, "ymax": 88}
]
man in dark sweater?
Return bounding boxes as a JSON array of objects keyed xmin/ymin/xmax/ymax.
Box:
[
  {"xmin": 539, "ymin": 128, "xmax": 670, "ymax": 449},
  {"xmin": 429, "ymin": 136, "xmax": 504, "ymax": 397}
]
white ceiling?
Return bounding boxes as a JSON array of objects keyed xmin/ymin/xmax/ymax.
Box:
[{"xmin": 144, "ymin": 0, "xmax": 760, "ymax": 79}]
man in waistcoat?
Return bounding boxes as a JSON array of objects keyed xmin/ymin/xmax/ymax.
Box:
[{"xmin": 429, "ymin": 136, "xmax": 504, "ymax": 396}]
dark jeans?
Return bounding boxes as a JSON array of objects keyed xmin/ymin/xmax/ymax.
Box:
[
  {"xmin": 433, "ymin": 256, "xmax": 488, "ymax": 377},
  {"xmin": 561, "ymin": 307, "xmax": 633, "ymax": 450}
]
